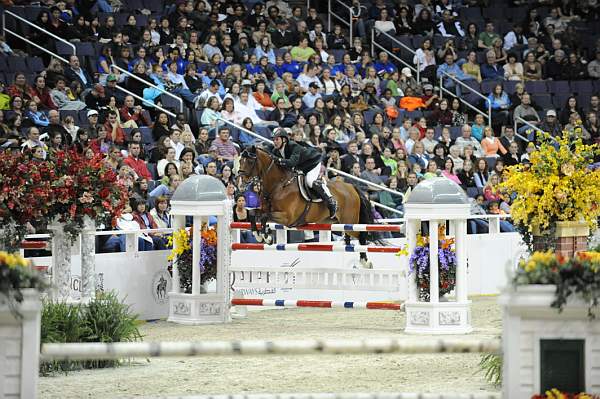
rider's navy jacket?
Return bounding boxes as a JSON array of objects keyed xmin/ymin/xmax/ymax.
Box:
[{"xmin": 266, "ymin": 141, "xmax": 322, "ymax": 173}]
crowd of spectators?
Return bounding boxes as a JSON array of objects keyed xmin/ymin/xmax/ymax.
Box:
[{"xmin": 1, "ymin": 0, "xmax": 600, "ymax": 242}]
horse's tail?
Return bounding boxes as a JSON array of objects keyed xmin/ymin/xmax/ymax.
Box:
[
  {"xmin": 353, "ymin": 185, "xmax": 374, "ymax": 246},
  {"xmin": 353, "ymin": 185, "xmax": 388, "ymax": 246}
]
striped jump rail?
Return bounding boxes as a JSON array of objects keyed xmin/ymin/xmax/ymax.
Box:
[
  {"xmin": 231, "ymin": 298, "xmax": 404, "ymax": 311},
  {"xmin": 40, "ymin": 337, "xmax": 501, "ymax": 361},
  {"xmin": 231, "ymin": 243, "xmax": 401, "ymax": 253},
  {"xmin": 20, "ymin": 240, "xmax": 48, "ymax": 250},
  {"xmin": 230, "ymin": 222, "xmax": 402, "ymax": 233}
]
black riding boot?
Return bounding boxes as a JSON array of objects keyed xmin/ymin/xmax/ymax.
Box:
[{"xmin": 313, "ymin": 180, "xmax": 337, "ymax": 218}]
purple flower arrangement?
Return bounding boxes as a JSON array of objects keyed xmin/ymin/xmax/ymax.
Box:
[{"xmin": 408, "ymin": 237, "xmax": 457, "ymax": 302}]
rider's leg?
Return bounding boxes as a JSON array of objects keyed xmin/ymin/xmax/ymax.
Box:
[{"xmin": 306, "ymin": 164, "xmax": 337, "ymax": 218}]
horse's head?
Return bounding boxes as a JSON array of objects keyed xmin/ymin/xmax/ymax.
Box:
[{"xmin": 238, "ymin": 145, "xmax": 259, "ymax": 184}]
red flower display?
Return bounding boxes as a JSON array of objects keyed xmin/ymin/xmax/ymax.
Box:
[{"xmin": 0, "ymin": 150, "xmax": 128, "ymax": 249}]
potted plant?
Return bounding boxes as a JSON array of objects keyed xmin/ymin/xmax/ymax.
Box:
[
  {"xmin": 0, "ymin": 251, "xmax": 47, "ymax": 398},
  {"xmin": 500, "ymin": 130, "xmax": 600, "ymax": 255},
  {"xmin": 512, "ymin": 250, "xmax": 600, "ymax": 319}
]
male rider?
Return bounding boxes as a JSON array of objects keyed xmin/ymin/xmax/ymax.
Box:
[{"xmin": 269, "ymin": 128, "xmax": 337, "ymax": 218}]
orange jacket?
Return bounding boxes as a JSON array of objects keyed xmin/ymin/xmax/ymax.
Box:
[{"xmin": 399, "ymin": 96, "xmax": 426, "ymax": 112}]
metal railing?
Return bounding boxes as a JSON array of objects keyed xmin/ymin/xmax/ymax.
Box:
[
  {"xmin": 371, "ymin": 27, "xmax": 420, "ymax": 82},
  {"xmin": 2, "ymin": 9, "xmax": 76, "ymax": 64},
  {"xmin": 371, "ymin": 200, "xmax": 403, "ymax": 216},
  {"xmin": 513, "ymin": 116, "xmax": 553, "ymax": 144},
  {"xmin": 110, "ymin": 64, "xmax": 183, "ymax": 113},
  {"xmin": 114, "ymin": 84, "xmax": 176, "ymax": 118},
  {"xmin": 216, "ymin": 117, "xmax": 273, "ymax": 144},
  {"xmin": 438, "ymin": 72, "xmax": 491, "ymax": 124},
  {"xmin": 328, "ymin": 0, "xmax": 353, "ymax": 45}
]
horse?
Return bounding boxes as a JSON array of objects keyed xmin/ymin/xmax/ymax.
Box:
[
  {"xmin": 156, "ymin": 276, "xmax": 167, "ymax": 300},
  {"xmin": 237, "ymin": 145, "xmax": 376, "ymax": 268}
]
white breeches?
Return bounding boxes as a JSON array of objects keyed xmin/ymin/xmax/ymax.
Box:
[{"xmin": 306, "ymin": 163, "xmax": 332, "ymax": 196}]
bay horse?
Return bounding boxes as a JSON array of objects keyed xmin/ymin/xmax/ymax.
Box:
[{"xmin": 237, "ymin": 145, "xmax": 376, "ymax": 268}]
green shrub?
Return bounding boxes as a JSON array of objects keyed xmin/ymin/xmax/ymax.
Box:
[
  {"xmin": 478, "ymin": 353, "xmax": 502, "ymax": 387},
  {"xmin": 40, "ymin": 291, "xmax": 143, "ymax": 374}
]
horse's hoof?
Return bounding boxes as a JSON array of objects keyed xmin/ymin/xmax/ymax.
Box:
[
  {"xmin": 264, "ymin": 235, "xmax": 273, "ymax": 245},
  {"xmin": 253, "ymin": 232, "xmax": 263, "ymax": 243},
  {"xmin": 359, "ymin": 259, "xmax": 373, "ymax": 269}
]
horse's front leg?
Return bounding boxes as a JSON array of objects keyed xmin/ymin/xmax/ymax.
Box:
[{"xmin": 259, "ymin": 213, "xmax": 273, "ymax": 245}]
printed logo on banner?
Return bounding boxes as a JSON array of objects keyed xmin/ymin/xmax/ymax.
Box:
[
  {"xmin": 151, "ymin": 271, "xmax": 172, "ymax": 304},
  {"xmin": 70, "ymin": 273, "xmax": 104, "ymax": 299}
]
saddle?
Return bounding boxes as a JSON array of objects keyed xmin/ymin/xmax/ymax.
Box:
[{"xmin": 296, "ymin": 173, "xmax": 323, "ymax": 203}]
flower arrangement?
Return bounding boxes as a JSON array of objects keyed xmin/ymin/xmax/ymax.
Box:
[
  {"xmin": 500, "ymin": 131, "xmax": 600, "ymax": 245},
  {"xmin": 532, "ymin": 389, "xmax": 600, "ymax": 399},
  {"xmin": 0, "ymin": 251, "xmax": 47, "ymax": 317},
  {"xmin": 167, "ymin": 225, "xmax": 218, "ymax": 293},
  {"xmin": 0, "ymin": 150, "xmax": 128, "ymax": 250},
  {"xmin": 400, "ymin": 225, "xmax": 457, "ymax": 302},
  {"xmin": 515, "ymin": 251, "xmax": 600, "ymax": 319},
  {"xmin": 49, "ymin": 149, "xmax": 129, "ymax": 241}
]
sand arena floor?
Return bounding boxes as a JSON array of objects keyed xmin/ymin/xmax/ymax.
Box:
[{"xmin": 38, "ymin": 296, "xmax": 501, "ymax": 398}]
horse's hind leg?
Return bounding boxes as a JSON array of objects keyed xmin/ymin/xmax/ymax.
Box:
[{"xmin": 358, "ymin": 231, "xmax": 373, "ymax": 269}]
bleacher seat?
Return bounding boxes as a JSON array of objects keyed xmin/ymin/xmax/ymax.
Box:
[
  {"xmin": 55, "ymin": 41, "xmax": 75, "ymax": 56},
  {"xmin": 75, "ymin": 43, "xmax": 96, "ymax": 57},
  {"xmin": 161, "ymin": 94, "xmax": 183, "ymax": 112},
  {"xmin": 139, "ymin": 127, "xmax": 154, "ymax": 144},
  {"xmin": 532, "ymin": 94, "xmax": 553, "ymax": 111},
  {"xmin": 547, "ymin": 81, "xmax": 570, "ymax": 94},
  {"xmin": 6, "ymin": 56, "xmax": 27, "ymax": 73},
  {"xmin": 525, "ymin": 81, "xmax": 548, "ymax": 94},
  {"xmin": 450, "ymin": 126, "xmax": 462, "ymax": 139},
  {"xmin": 0, "ymin": 57, "xmax": 8, "ymax": 73},
  {"xmin": 26, "ymin": 57, "xmax": 45, "ymax": 73},
  {"xmin": 570, "ymin": 81, "xmax": 594, "ymax": 95}
]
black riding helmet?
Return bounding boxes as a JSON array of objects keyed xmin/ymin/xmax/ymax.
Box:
[{"xmin": 273, "ymin": 128, "xmax": 289, "ymax": 140}]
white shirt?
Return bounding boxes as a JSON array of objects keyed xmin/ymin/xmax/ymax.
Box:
[
  {"xmin": 413, "ymin": 48, "xmax": 436, "ymax": 72},
  {"xmin": 297, "ymin": 73, "xmax": 321, "ymax": 90}
]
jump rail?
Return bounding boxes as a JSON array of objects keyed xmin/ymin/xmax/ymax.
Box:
[
  {"xmin": 231, "ymin": 298, "xmax": 403, "ymax": 311},
  {"xmin": 40, "ymin": 337, "xmax": 500, "ymax": 361},
  {"xmin": 230, "ymin": 222, "xmax": 403, "ymax": 232},
  {"xmin": 138, "ymin": 393, "xmax": 501, "ymax": 399},
  {"xmin": 231, "ymin": 243, "xmax": 402, "ymax": 253}
]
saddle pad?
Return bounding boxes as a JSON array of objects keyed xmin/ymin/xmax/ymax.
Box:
[{"xmin": 297, "ymin": 174, "xmax": 323, "ymax": 203}]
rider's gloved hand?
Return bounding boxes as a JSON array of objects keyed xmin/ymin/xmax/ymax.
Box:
[{"xmin": 276, "ymin": 158, "xmax": 288, "ymax": 167}]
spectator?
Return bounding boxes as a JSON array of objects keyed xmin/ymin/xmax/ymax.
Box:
[
  {"xmin": 64, "ymin": 55, "xmax": 93, "ymax": 89},
  {"xmin": 564, "ymin": 53, "xmax": 588, "ymax": 81},
  {"xmin": 545, "ymin": 50, "xmax": 567, "ymax": 80},
  {"xmin": 121, "ymin": 141, "xmax": 152, "ymax": 183},
  {"xmin": 481, "ymin": 51, "xmax": 504, "ymax": 81},
  {"xmin": 513, "ymin": 93, "xmax": 541, "ymax": 134},
  {"xmin": 538, "ymin": 109, "xmax": 563, "ymax": 139},
  {"xmin": 209, "ymin": 127, "xmax": 238, "ymax": 166},
  {"xmin": 478, "ymin": 21, "xmax": 500, "ymax": 51},
  {"xmin": 504, "ymin": 23, "xmax": 528, "ymax": 51},
  {"xmin": 587, "ymin": 50, "xmax": 600, "ymax": 79},
  {"xmin": 455, "ymin": 124, "xmax": 483, "ymax": 157},
  {"xmin": 559, "ymin": 96, "xmax": 584, "ymax": 126},
  {"xmin": 487, "ymin": 84, "xmax": 511, "ymax": 135},
  {"xmin": 291, "ymin": 36, "xmax": 316, "ymax": 62},
  {"xmin": 481, "ymin": 126, "xmax": 507, "ymax": 157},
  {"xmin": 503, "ymin": 141, "xmax": 521, "ymax": 167},
  {"xmin": 28, "ymin": 75, "xmax": 56, "ymax": 110},
  {"xmin": 50, "ymin": 77, "xmax": 87, "ymax": 111},
  {"xmin": 413, "ymin": 38, "xmax": 437, "ymax": 83},
  {"xmin": 103, "ymin": 110, "xmax": 125, "ymax": 145},
  {"xmin": 360, "ymin": 156, "xmax": 384, "ymax": 200},
  {"xmin": 462, "ymin": 51, "xmax": 482, "ymax": 83},
  {"xmin": 437, "ymin": 53, "xmax": 473, "ymax": 96},
  {"xmin": 504, "ymin": 53, "xmax": 524, "ymax": 81}
]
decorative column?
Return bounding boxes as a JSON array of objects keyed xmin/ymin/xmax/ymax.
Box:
[
  {"xmin": 429, "ymin": 220, "xmax": 439, "ymax": 303},
  {"xmin": 454, "ymin": 219, "xmax": 468, "ymax": 303},
  {"xmin": 49, "ymin": 224, "xmax": 71, "ymax": 302},
  {"xmin": 80, "ymin": 216, "xmax": 96, "ymax": 303},
  {"xmin": 170, "ymin": 216, "xmax": 184, "ymax": 294},
  {"xmin": 406, "ymin": 219, "xmax": 419, "ymax": 303},
  {"xmin": 191, "ymin": 216, "xmax": 201, "ymax": 296}
]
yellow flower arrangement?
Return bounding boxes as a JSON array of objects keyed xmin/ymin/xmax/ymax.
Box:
[
  {"xmin": 500, "ymin": 131, "xmax": 600, "ymax": 233},
  {"xmin": 519, "ymin": 250, "xmax": 558, "ymax": 273},
  {"xmin": 167, "ymin": 228, "xmax": 191, "ymax": 261},
  {"xmin": 0, "ymin": 251, "xmax": 30, "ymax": 269}
]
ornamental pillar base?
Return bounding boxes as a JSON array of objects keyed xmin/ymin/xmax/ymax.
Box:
[
  {"xmin": 404, "ymin": 300, "xmax": 472, "ymax": 334},
  {"xmin": 167, "ymin": 292, "xmax": 231, "ymax": 325}
]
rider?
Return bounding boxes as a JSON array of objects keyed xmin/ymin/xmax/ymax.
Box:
[{"xmin": 269, "ymin": 128, "xmax": 338, "ymax": 218}]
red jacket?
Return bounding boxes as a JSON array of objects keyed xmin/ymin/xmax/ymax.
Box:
[
  {"xmin": 103, "ymin": 121, "xmax": 125, "ymax": 145},
  {"xmin": 123, "ymin": 155, "xmax": 152, "ymax": 180},
  {"xmin": 132, "ymin": 211, "xmax": 158, "ymax": 230}
]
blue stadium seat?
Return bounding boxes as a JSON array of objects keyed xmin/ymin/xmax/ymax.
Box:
[
  {"xmin": 570, "ymin": 80, "xmax": 594, "ymax": 94},
  {"xmin": 547, "ymin": 80, "xmax": 570, "ymax": 94},
  {"xmin": 450, "ymin": 126, "xmax": 462, "ymax": 139},
  {"xmin": 55, "ymin": 41, "xmax": 75, "ymax": 56},
  {"xmin": 26, "ymin": 56, "xmax": 45, "ymax": 73},
  {"xmin": 524, "ymin": 81, "xmax": 548, "ymax": 94},
  {"xmin": 532, "ymin": 94, "xmax": 553, "ymax": 110},
  {"xmin": 6, "ymin": 56, "xmax": 26, "ymax": 73},
  {"xmin": 75, "ymin": 42, "xmax": 96, "ymax": 57},
  {"xmin": 139, "ymin": 127, "xmax": 154, "ymax": 144}
]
